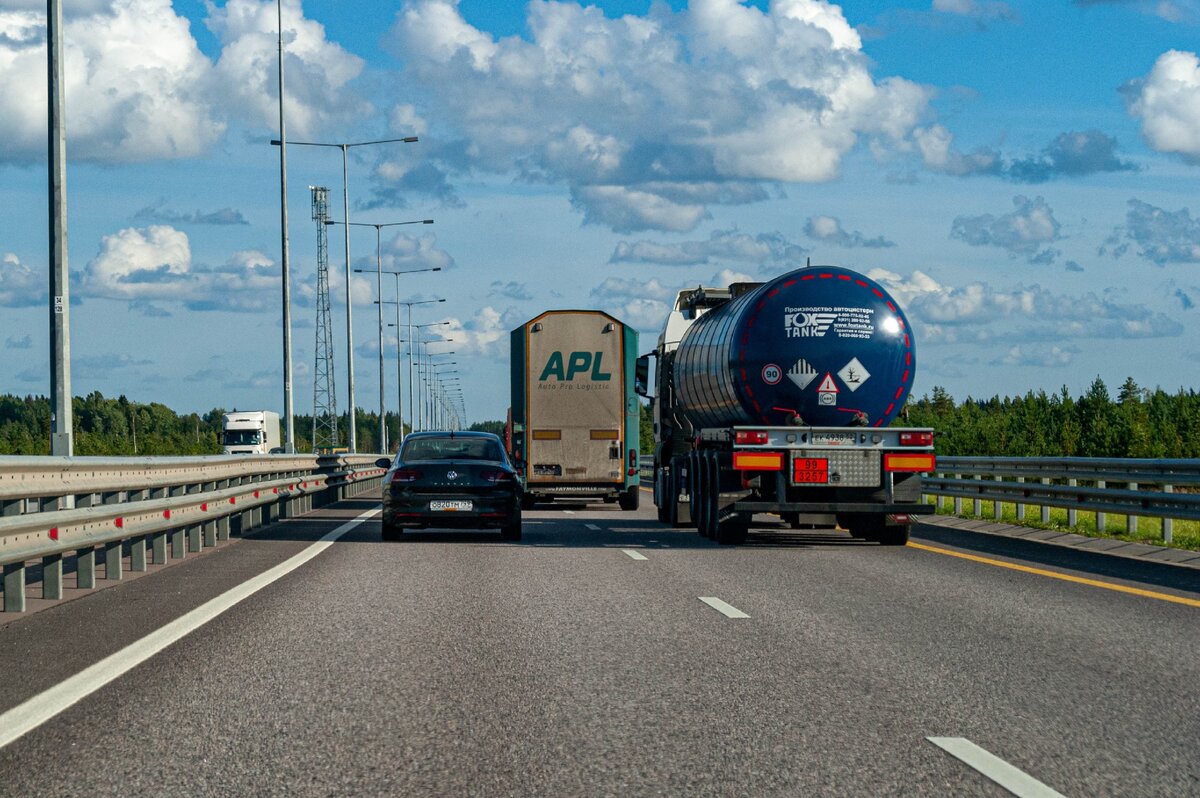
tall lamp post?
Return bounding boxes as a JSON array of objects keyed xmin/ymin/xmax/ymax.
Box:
[
  {"xmin": 331, "ymin": 218, "xmax": 434, "ymax": 452},
  {"xmin": 273, "ymin": 0, "xmax": 296, "ymax": 452},
  {"xmin": 429, "ymin": 365, "xmax": 458, "ymax": 430},
  {"xmin": 412, "ymin": 326, "xmax": 452, "ymax": 430},
  {"xmin": 384, "ymin": 301, "xmax": 446, "ymax": 437},
  {"xmin": 270, "ymin": 135, "xmax": 418, "ymax": 452},
  {"xmin": 48, "ymin": 0, "xmax": 72, "ymax": 457}
]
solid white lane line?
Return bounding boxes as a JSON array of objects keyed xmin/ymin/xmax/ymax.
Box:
[
  {"xmin": 622, "ymin": 549, "xmax": 648, "ymax": 561},
  {"xmin": 563, "ymin": 510, "xmax": 575, "ymax": 515},
  {"xmin": 585, "ymin": 523, "xmax": 601, "ymax": 530},
  {"xmin": 0, "ymin": 507, "xmax": 380, "ymax": 751},
  {"xmin": 927, "ymin": 737, "xmax": 1067, "ymax": 798},
  {"xmin": 698, "ymin": 597, "xmax": 750, "ymax": 618}
]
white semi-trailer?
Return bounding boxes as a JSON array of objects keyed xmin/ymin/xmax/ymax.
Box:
[{"xmin": 221, "ymin": 411, "xmax": 282, "ymax": 455}]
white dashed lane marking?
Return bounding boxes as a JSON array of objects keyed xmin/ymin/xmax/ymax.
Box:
[
  {"xmin": 585, "ymin": 523, "xmax": 600, "ymax": 530},
  {"xmin": 622, "ymin": 549, "xmax": 648, "ymax": 561},
  {"xmin": 926, "ymin": 737, "xmax": 1067, "ymax": 798},
  {"xmin": 698, "ymin": 597, "xmax": 750, "ymax": 618}
]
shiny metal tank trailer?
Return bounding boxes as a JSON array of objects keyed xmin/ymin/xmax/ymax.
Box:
[
  {"xmin": 508, "ymin": 310, "xmax": 641, "ymax": 509},
  {"xmin": 636, "ymin": 265, "xmax": 936, "ymax": 545}
]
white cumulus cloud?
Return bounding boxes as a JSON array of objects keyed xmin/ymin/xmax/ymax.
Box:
[
  {"xmin": 391, "ymin": 0, "xmax": 931, "ymax": 232},
  {"xmin": 1124, "ymin": 49, "xmax": 1200, "ymax": 163}
]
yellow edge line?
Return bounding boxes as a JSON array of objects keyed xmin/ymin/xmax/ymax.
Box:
[{"xmin": 907, "ymin": 541, "xmax": 1200, "ymax": 608}]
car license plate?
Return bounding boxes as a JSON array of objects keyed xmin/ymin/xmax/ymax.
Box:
[
  {"xmin": 793, "ymin": 458, "xmax": 829, "ymax": 484},
  {"xmin": 811, "ymin": 431, "xmax": 856, "ymax": 446},
  {"xmin": 429, "ymin": 500, "xmax": 472, "ymax": 512}
]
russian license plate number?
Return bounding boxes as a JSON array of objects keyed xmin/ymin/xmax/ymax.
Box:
[
  {"xmin": 793, "ymin": 458, "xmax": 829, "ymax": 484},
  {"xmin": 429, "ymin": 500, "xmax": 472, "ymax": 512},
  {"xmin": 812, "ymin": 432, "xmax": 856, "ymax": 446}
]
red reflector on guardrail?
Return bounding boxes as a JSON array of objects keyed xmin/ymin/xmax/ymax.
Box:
[
  {"xmin": 115, "ymin": 517, "xmax": 124, "ymax": 528},
  {"xmin": 49, "ymin": 527, "xmax": 59, "ymax": 541},
  {"xmin": 230, "ymin": 497, "xmax": 236, "ymax": 505},
  {"xmin": 200, "ymin": 503, "xmax": 207, "ymax": 512},
  {"xmin": 254, "ymin": 491, "xmax": 260, "ymax": 498},
  {"xmin": 163, "ymin": 510, "xmax": 171, "ymax": 519}
]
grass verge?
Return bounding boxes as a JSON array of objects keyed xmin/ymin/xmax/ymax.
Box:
[{"xmin": 926, "ymin": 496, "xmax": 1200, "ymax": 552}]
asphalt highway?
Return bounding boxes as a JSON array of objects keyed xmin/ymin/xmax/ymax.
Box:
[{"xmin": 1, "ymin": 494, "xmax": 1197, "ymax": 796}]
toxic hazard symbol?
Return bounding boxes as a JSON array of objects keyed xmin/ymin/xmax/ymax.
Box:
[
  {"xmin": 787, "ymin": 358, "xmax": 816, "ymax": 390},
  {"xmin": 816, "ymin": 373, "xmax": 839, "ymax": 406}
]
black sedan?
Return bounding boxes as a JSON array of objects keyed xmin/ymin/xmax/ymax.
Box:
[{"xmin": 376, "ymin": 431, "xmax": 522, "ymax": 541}]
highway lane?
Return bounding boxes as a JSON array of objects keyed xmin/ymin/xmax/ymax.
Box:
[{"xmin": 1, "ymin": 496, "xmax": 1197, "ymax": 796}]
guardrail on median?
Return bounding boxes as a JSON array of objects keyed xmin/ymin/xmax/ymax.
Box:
[
  {"xmin": 0, "ymin": 454, "xmax": 388, "ymax": 613},
  {"xmin": 923, "ymin": 456, "xmax": 1200, "ymax": 544}
]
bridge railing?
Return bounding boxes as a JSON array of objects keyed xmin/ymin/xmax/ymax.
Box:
[
  {"xmin": 923, "ymin": 456, "xmax": 1200, "ymax": 544},
  {"xmin": 0, "ymin": 454, "xmax": 388, "ymax": 613}
]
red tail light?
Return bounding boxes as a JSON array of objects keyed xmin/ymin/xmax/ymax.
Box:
[
  {"xmin": 481, "ymin": 469, "xmax": 515, "ymax": 483},
  {"xmin": 735, "ymin": 430, "xmax": 769, "ymax": 445},
  {"xmin": 389, "ymin": 468, "xmax": 422, "ymax": 484},
  {"xmin": 899, "ymin": 431, "xmax": 934, "ymax": 447},
  {"xmin": 628, "ymin": 449, "xmax": 637, "ymax": 468}
]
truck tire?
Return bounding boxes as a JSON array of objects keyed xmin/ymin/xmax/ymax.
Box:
[
  {"xmin": 715, "ymin": 516, "xmax": 748, "ymax": 545},
  {"xmin": 619, "ymin": 485, "xmax": 640, "ymax": 511},
  {"xmin": 689, "ymin": 453, "xmax": 707, "ymax": 537},
  {"xmin": 655, "ymin": 469, "xmax": 670, "ymax": 523},
  {"xmin": 699, "ymin": 452, "xmax": 721, "ymax": 540},
  {"xmin": 874, "ymin": 524, "xmax": 909, "ymax": 546},
  {"xmin": 841, "ymin": 513, "xmax": 907, "ymax": 545}
]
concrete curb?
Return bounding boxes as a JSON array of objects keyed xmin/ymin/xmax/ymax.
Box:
[{"xmin": 920, "ymin": 514, "xmax": 1200, "ymax": 572}]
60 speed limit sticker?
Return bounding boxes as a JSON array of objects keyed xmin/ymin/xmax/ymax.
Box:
[{"xmin": 761, "ymin": 363, "xmax": 782, "ymax": 385}]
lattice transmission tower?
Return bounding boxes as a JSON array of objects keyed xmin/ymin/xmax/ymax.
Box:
[{"xmin": 310, "ymin": 186, "xmax": 339, "ymax": 450}]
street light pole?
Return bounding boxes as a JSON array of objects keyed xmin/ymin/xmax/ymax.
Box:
[
  {"xmin": 276, "ymin": 0, "xmax": 295, "ymax": 453},
  {"xmin": 48, "ymin": 0, "xmax": 72, "ymax": 457},
  {"xmin": 272, "ymin": 135, "xmax": 418, "ymax": 452},
  {"xmin": 336, "ymin": 219, "xmax": 433, "ymax": 453}
]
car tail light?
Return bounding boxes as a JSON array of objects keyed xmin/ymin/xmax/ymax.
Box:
[
  {"xmin": 899, "ymin": 431, "xmax": 934, "ymax": 447},
  {"xmin": 481, "ymin": 469, "xmax": 514, "ymax": 483},
  {"xmin": 389, "ymin": 468, "xmax": 422, "ymax": 484},
  {"xmin": 733, "ymin": 451, "xmax": 783, "ymax": 470},
  {"xmin": 734, "ymin": 430, "xmax": 769, "ymax": 445},
  {"xmin": 885, "ymin": 453, "xmax": 936, "ymax": 472}
]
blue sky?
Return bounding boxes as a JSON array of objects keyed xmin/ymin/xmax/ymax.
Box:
[{"xmin": 2, "ymin": 0, "xmax": 1199, "ymax": 429}]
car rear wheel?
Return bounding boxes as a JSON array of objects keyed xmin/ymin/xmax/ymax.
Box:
[
  {"xmin": 501, "ymin": 512, "xmax": 522, "ymax": 541},
  {"xmin": 381, "ymin": 522, "xmax": 402, "ymax": 542}
]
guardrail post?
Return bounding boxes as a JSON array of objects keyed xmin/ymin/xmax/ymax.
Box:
[
  {"xmin": 1016, "ymin": 476, "xmax": 1026, "ymax": 521},
  {"xmin": 1160, "ymin": 484, "xmax": 1174, "ymax": 543},
  {"xmin": 953, "ymin": 494, "xmax": 962, "ymax": 515},
  {"xmin": 1096, "ymin": 480, "xmax": 1106, "ymax": 532},
  {"xmin": 77, "ymin": 547, "xmax": 96, "ymax": 589},
  {"xmin": 187, "ymin": 525, "xmax": 201, "ymax": 553},
  {"xmin": 3, "ymin": 562, "xmax": 25, "ymax": 612},
  {"xmin": 171, "ymin": 528, "xmax": 186, "ymax": 559},
  {"xmin": 42, "ymin": 553, "xmax": 63, "ymax": 599},
  {"xmin": 1126, "ymin": 482, "xmax": 1138, "ymax": 535},
  {"xmin": 130, "ymin": 537, "xmax": 147, "ymax": 572},
  {"xmin": 151, "ymin": 532, "xmax": 167, "ymax": 565},
  {"xmin": 1067, "ymin": 478, "xmax": 1077, "ymax": 527},
  {"xmin": 1040, "ymin": 478, "xmax": 1050, "ymax": 524},
  {"xmin": 217, "ymin": 515, "xmax": 230, "ymax": 541},
  {"xmin": 103, "ymin": 540, "xmax": 123, "ymax": 581}
]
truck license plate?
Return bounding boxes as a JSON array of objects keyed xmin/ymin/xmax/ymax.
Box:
[
  {"xmin": 811, "ymin": 432, "xmax": 856, "ymax": 446},
  {"xmin": 429, "ymin": 500, "xmax": 473, "ymax": 512},
  {"xmin": 793, "ymin": 458, "xmax": 829, "ymax": 484}
]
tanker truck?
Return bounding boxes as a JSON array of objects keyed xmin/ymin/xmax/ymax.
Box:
[{"xmin": 636, "ymin": 265, "xmax": 935, "ymax": 545}]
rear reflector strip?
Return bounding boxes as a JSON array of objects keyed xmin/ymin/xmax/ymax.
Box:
[
  {"xmin": 532, "ymin": 430, "xmax": 561, "ymax": 440},
  {"xmin": 733, "ymin": 451, "xmax": 783, "ymax": 471},
  {"xmin": 590, "ymin": 429, "xmax": 619, "ymax": 440},
  {"xmin": 885, "ymin": 453, "xmax": 936, "ymax": 472}
]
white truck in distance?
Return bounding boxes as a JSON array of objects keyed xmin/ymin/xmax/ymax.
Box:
[{"xmin": 222, "ymin": 411, "xmax": 282, "ymax": 455}]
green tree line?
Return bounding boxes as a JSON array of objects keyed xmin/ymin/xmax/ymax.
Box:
[
  {"xmin": 902, "ymin": 377, "xmax": 1200, "ymax": 458},
  {"xmin": 0, "ymin": 391, "xmax": 411, "ymax": 456}
]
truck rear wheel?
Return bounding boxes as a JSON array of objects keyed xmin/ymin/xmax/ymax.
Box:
[
  {"xmin": 619, "ymin": 485, "xmax": 640, "ymax": 511},
  {"xmin": 655, "ymin": 469, "xmax": 670, "ymax": 523},
  {"xmin": 520, "ymin": 492, "xmax": 536, "ymax": 510}
]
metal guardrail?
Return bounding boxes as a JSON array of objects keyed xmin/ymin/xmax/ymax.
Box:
[
  {"xmin": 0, "ymin": 454, "xmax": 388, "ymax": 613},
  {"xmin": 639, "ymin": 453, "xmax": 1197, "ymax": 543},
  {"xmin": 924, "ymin": 456, "xmax": 1200, "ymax": 543}
]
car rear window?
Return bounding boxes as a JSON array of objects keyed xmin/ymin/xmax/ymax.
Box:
[{"xmin": 402, "ymin": 437, "xmax": 504, "ymax": 462}]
